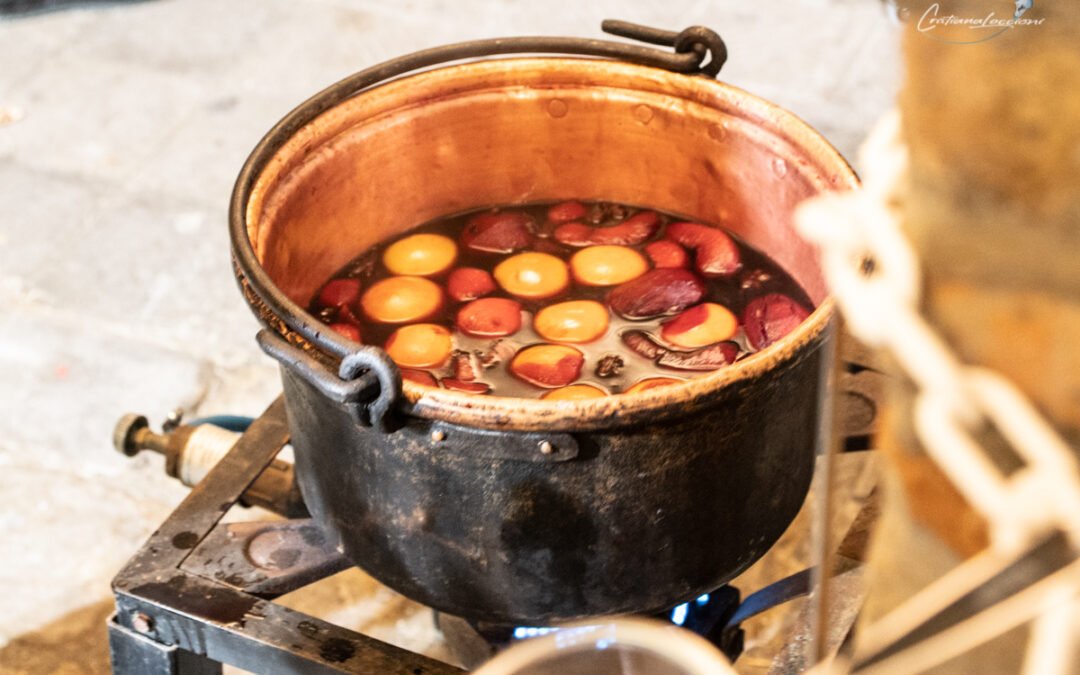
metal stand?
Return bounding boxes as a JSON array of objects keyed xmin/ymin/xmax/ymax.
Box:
[
  {"xmin": 108, "ymin": 618, "xmax": 221, "ymax": 675},
  {"xmin": 109, "ymin": 397, "xmax": 463, "ymax": 675},
  {"xmin": 110, "ymin": 346, "xmax": 884, "ymax": 674}
]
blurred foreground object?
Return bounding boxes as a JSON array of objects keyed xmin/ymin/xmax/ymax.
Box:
[
  {"xmin": 801, "ymin": 1, "xmax": 1080, "ymax": 673},
  {"xmin": 472, "ymin": 617, "xmax": 735, "ymax": 675},
  {"xmin": 886, "ymin": 0, "xmax": 1080, "ymax": 651}
]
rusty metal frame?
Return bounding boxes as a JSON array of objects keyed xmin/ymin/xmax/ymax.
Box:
[{"xmin": 109, "ymin": 397, "xmax": 463, "ymax": 675}]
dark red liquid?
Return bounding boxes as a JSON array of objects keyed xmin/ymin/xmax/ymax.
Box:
[{"xmin": 309, "ymin": 201, "xmax": 812, "ymax": 398}]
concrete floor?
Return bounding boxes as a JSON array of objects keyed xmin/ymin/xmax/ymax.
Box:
[{"xmin": 0, "ymin": 1, "xmax": 899, "ymax": 672}]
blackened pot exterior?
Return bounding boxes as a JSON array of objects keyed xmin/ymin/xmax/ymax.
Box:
[{"xmin": 279, "ymin": 329, "xmax": 824, "ymax": 624}]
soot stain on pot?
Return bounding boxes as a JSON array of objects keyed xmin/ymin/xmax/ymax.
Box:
[
  {"xmin": 500, "ymin": 481, "xmax": 596, "ymax": 601},
  {"xmin": 298, "ymin": 523, "xmax": 326, "ymax": 548}
]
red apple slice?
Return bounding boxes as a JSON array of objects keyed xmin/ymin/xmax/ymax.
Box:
[
  {"xmin": 442, "ymin": 379, "xmax": 492, "ymax": 395},
  {"xmin": 665, "ymin": 222, "xmax": 741, "ymax": 278},
  {"xmin": 337, "ymin": 304, "xmax": 362, "ymax": 327},
  {"xmin": 606, "ymin": 268, "xmax": 705, "ymax": 319},
  {"xmin": 328, "ymin": 323, "xmax": 361, "ymax": 342},
  {"xmin": 621, "ymin": 329, "xmax": 738, "ymax": 371},
  {"xmin": 743, "ymin": 293, "xmax": 810, "ymax": 350},
  {"xmin": 644, "ymin": 240, "xmax": 689, "ymax": 269},
  {"xmin": 553, "ymin": 210, "xmax": 660, "ymax": 247},
  {"xmin": 509, "ymin": 344, "xmax": 585, "ymax": 388},
  {"xmin": 461, "ymin": 210, "xmax": 533, "ymax": 254},
  {"xmin": 401, "ymin": 368, "xmax": 439, "ymax": 387},
  {"xmin": 657, "ymin": 342, "xmax": 739, "ymax": 371},
  {"xmin": 621, "ymin": 330, "xmax": 666, "ymax": 360},
  {"xmin": 546, "ymin": 200, "xmax": 588, "ymax": 224},
  {"xmin": 456, "ymin": 298, "xmax": 523, "ymax": 337},
  {"xmin": 317, "ymin": 278, "xmax": 361, "ymax": 308},
  {"xmin": 447, "ymin": 267, "xmax": 497, "ymax": 302}
]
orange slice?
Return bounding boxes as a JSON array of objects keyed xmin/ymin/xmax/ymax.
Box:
[
  {"xmin": 541, "ymin": 384, "xmax": 608, "ymax": 400},
  {"xmin": 570, "ymin": 245, "xmax": 648, "ymax": 286},
  {"xmin": 384, "ymin": 323, "xmax": 452, "ymax": 368},
  {"xmin": 660, "ymin": 303, "xmax": 737, "ymax": 348},
  {"xmin": 533, "ymin": 300, "xmax": 609, "ymax": 343},
  {"xmin": 494, "ymin": 252, "xmax": 570, "ymax": 300},
  {"xmin": 361, "ymin": 276, "xmax": 443, "ymax": 324},
  {"xmin": 624, "ymin": 377, "xmax": 684, "ymax": 394},
  {"xmin": 382, "ymin": 233, "xmax": 458, "ymax": 277}
]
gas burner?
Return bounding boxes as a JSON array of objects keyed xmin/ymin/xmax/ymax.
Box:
[{"xmin": 436, "ymin": 586, "xmax": 744, "ymax": 669}]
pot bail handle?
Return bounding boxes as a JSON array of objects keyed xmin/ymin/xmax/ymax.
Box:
[
  {"xmin": 601, "ymin": 20, "xmax": 727, "ymax": 77},
  {"xmin": 256, "ymin": 329, "xmax": 402, "ymax": 433}
]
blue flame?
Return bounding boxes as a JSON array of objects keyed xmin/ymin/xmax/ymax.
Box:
[
  {"xmin": 512, "ymin": 626, "xmax": 560, "ymax": 640},
  {"xmin": 670, "ymin": 602, "xmax": 690, "ymax": 626}
]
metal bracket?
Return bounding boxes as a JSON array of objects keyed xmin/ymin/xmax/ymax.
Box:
[
  {"xmin": 424, "ymin": 421, "xmax": 579, "ymax": 463},
  {"xmin": 109, "ymin": 616, "xmax": 221, "ymax": 675}
]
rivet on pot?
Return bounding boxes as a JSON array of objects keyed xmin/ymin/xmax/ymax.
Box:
[
  {"xmin": 431, "ymin": 430, "xmax": 446, "ymax": 442},
  {"xmin": 538, "ymin": 440, "xmax": 554, "ymax": 455},
  {"xmin": 708, "ymin": 122, "xmax": 728, "ymax": 142},
  {"xmin": 546, "ymin": 98, "xmax": 568, "ymax": 118},
  {"xmin": 771, "ymin": 157, "xmax": 789, "ymax": 178},
  {"xmin": 633, "ymin": 104, "xmax": 654, "ymax": 124}
]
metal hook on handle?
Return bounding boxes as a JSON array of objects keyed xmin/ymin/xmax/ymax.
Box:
[
  {"xmin": 256, "ymin": 330, "xmax": 401, "ymax": 433},
  {"xmin": 602, "ymin": 20, "xmax": 728, "ymax": 77},
  {"xmin": 338, "ymin": 347, "xmax": 402, "ymax": 434}
]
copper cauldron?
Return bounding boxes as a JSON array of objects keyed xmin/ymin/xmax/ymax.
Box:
[{"xmin": 230, "ymin": 23, "xmax": 856, "ymax": 624}]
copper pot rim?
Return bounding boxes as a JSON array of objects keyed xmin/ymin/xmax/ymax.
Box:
[{"xmin": 231, "ymin": 56, "xmax": 854, "ymax": 433}]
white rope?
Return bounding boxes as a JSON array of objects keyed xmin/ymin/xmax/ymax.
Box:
[
  {"xmin": 1022, "ymin": 595, "xmax": 1080, "ymax": 675},
  {"xmin": 795, "ymin": 110, "xmax": 1080, "ymax": 554},
  {"xmin": 795, "ymin": 110, "xmax": 1080, "ymax": 673}
]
